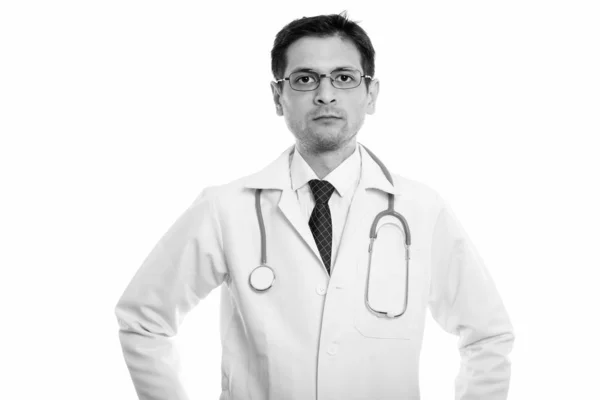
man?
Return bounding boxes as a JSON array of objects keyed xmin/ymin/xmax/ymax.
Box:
[{"xmin": 115, "ymin": 11, "xmax": 515, "ymax": 400}]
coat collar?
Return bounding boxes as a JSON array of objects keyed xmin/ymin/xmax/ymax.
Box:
[{"xmin": 243, "ymin": 142, "xmax": 403, "ymax": 196}]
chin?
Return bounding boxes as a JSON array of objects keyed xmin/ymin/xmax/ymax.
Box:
[{"xmin": 313, "ymin": 132, "xmax": 350, "ymax": 150}]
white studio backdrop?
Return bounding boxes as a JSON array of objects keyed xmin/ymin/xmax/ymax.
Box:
[{"xmin": 1, "ymin": 1, "xmax": 599, "ymax": 399}]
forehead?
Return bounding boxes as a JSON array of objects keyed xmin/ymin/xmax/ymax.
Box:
[{"xmin": 284, "ymin": 35, "xmax": 362, "ymax": 75}]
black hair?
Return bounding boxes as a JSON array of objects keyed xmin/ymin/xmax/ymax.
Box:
[{"xmin": 271, "ymin": 11, "xmax": 375, "ymax": 91}]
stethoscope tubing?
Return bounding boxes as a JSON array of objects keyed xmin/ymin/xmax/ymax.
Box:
[{"xmin": 255, "ymin": 187, "xmax": 267, "ymax": 266}]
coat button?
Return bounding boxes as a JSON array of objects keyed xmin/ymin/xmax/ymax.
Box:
[
  {"xmin": 316, "ymin": 286, "xmax": 327, "ymax": 295},
  {"xmin": 327, "ymin": 344, "xmax": 338, "ymax": 355}
]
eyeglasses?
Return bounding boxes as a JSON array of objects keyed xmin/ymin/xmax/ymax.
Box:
[{"xmin": 275, "ymin": 68, "xmax": 372, "ymax": 91}]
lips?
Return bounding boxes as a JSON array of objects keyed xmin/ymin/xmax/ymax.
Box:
[{"xmin": 314, "ymin": 115, "xmax": 341, "ymax": 120}]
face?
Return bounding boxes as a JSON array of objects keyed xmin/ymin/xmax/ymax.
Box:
[{"xmin": 270, "ymin": 35, "xmax": 379, "ymax": 153}]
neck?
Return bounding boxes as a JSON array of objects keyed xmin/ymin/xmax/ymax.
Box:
[{"xmin": 296, "ymin": 139, "xmax": 357, "ymax": 179}]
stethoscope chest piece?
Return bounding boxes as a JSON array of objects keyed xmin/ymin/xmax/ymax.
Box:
[{"xmin": 249, "ymin": 265, "xmax": 275, "ymax": 292}]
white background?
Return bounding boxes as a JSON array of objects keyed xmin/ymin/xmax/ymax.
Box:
[{"xmin": 1, "ymin": 1, "xmax": 599, "ymax": 399}]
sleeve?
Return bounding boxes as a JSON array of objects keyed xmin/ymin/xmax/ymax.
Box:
[
  {"xmin": 114, "ymin": 186, "xmax": 228, "ymax": 400},
  {"xmin": 428, "ymin": 194, "xmax": 515, "ymax": 400}
]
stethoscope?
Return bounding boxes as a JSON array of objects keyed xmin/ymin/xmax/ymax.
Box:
[{"xmin": 249, "ymin": 145, "xmax": 412, "ymax": 319}]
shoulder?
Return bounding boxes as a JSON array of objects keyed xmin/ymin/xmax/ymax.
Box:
[
  {"xmin": 188, "ymin": 172, "xmax": 262, "ymax": 214},
  {"xmin": 390, "ymin": 173, "xmax": 442, "ymax": 206}
]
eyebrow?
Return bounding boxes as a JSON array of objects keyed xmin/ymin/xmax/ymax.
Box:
[{"xmin": 289, "ymin": 66, "xmax": 359, "ymax": 74}]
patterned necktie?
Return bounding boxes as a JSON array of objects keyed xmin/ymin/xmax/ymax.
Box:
[{"xmin": 308, "ymin": 179, "xmax": 335, "ymax": 274}]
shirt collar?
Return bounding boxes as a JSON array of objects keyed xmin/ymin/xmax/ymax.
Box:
[{"xmin": 290, "ymin": 142, "xmax": 361, "ymax": 198}]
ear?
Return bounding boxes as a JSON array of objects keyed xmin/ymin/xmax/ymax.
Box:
[
  {"xmin": 365, "ymin": 78, "xmax": 380, "ymax": 115},
  {"xmin": 270, "ymin": 81, "xmax": 284, "ymax": 116}
]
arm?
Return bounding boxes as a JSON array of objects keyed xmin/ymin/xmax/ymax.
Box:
[
  {"xmin": 114, "ymin": 187, "xmax": 228, "ymax": 400},
  {"xmin": 428, "ymin": 195, "xmax": 515, "ymax": 400}
]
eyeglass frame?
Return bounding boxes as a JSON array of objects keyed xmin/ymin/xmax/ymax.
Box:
[{"xmin": 274, "ymin": 68, "xmax": 373, "ymax": 91}]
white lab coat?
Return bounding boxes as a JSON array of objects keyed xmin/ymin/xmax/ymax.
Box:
[{"xmin": 115, "ymin": 142, "xmax": 515, "ymax": 400}]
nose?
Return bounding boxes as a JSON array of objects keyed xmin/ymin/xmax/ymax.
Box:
[{"xmin": 314, "ymin": 77, "xmax": 337, "ymax": 105}]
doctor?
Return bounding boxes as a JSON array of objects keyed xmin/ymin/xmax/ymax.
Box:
[{"xmin": 115, "ymin": 11, "xmax": 515, "ymax": 400}]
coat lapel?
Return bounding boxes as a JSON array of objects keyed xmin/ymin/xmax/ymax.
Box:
[
  {"xmin": 243, "ymin": 145, "xmax": 321, "ymax": 262},
  {"xmin": 278, "ymin": 183, "xmax": 321, "ymax": 261},
  {"xmin": 333, "ymin": 144, "xmax": 404, "ymax": 270}
]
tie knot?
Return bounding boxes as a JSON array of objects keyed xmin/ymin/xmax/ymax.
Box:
[{"xmin": 308, "ymin": 179, "xmax": 335, "ymax": 204}]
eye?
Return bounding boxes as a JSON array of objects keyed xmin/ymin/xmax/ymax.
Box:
[
  {"xmin": 338, "ymin": 74, "xmax": 356, "ymax": 83},
  {"xmin": 333, "ymin": 71, "xmax": 360, "ymax": 85},
  {"xmin": 293, "ymin": 74, "xmax": 317, "ymax": 84}
]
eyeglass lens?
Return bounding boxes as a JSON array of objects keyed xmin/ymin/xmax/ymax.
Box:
[{"xmin": 289, "ymin": 70, "xmax": 362, "ymax": 91}]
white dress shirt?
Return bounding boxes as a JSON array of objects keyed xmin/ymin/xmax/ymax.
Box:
[{"xmin": 289, "ymin": 143, "xmax": 362, "ymax": 273}]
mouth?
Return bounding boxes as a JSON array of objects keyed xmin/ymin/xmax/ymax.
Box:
[
  {"xmin": 314, "ymin": 117, "xmax": 342, "ymax": 124},
  {"xmin": 314, "ymin": 116, "xmax": 341, "ymax": 120}
]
